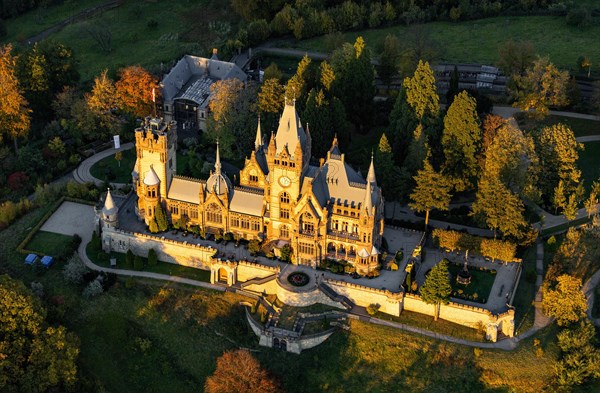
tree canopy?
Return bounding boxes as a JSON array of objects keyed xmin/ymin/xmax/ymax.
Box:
[
  {"xmin": 0, "ymin": 44, "xmax": 31, "ymax": 150},
  {"xmin": 420, "ymin": 259, "xmax": 452, "ymax": 321},
  {"xmin": 205, "ymin": 349, "xmax": 282, "ymax": 393},
  {"xmin": 115, "ymin": 65, "xmax": 158, "ymax": 118},
  {"xmin": 403, "ymin": 60, "xmax": 439, "ymax": 123},
  {"xmin": 542, "ymin": 274, "xmax": 587, "ymax": 326},
  {"xmin": 0, "ymin": 275, "xmax": 79, "ymax": 392},
  {"xmin": 409, "ymin": 149, "xmax": 451, "ymax": 226}
]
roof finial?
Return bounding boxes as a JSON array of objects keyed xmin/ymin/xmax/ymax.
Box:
[
  {"xmin": 367, "ymin": 151, "xmax": 377, "ymax": 185},
  {"xmin": 255, "ymin": 115, "xmax": 263, "ymax": 151},
  {"xmin": 215, "ymin": 138, "xmax": 221, "ymax": 175}
]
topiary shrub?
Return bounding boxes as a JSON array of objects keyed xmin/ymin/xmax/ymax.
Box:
[
  {"xmin": 147, "ymin": 248, "xmax": 158, "ymax": 267},
  {"xmin": 366, "ymin": 303, "xmax": 380, "ymax": 316}
]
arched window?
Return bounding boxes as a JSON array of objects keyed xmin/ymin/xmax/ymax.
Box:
[
  {"xmin": 280, "ymin": 225, "xmax": 289, "ymax": 239},
  {"xmin": 302, "ymin": 212, "xmax": 314, "ymax": 234},
  {"xmin": 280, "ymin": 192, "xmax": 290, "ymax": 204},
  {"xmin": 206, "ymin": 203, "xmax": 222, "ymax": 224}
]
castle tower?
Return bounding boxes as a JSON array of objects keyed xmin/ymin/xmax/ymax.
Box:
[
  {"xmin": 101, "ymin": 189, "xmax": 119, "ymax": 229},
  {"xmin": 139, "ymin": 166, "xmax": 161, "ymax": 225},
  {"xmin": 266, "ymin": 99, "xmax": 310, "ymax": 240}
]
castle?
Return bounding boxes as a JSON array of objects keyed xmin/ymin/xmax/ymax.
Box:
[{"xmin": 132, "ymin": 99, "xmax": 385, "ymax": 274}]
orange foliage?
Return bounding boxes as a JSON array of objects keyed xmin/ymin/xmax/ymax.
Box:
[
  {"xmin": 115, "ymin": 65, "xmax": 158, "ymax": 118},
  {"xmin": 205, "ymin": 349, "xmax": 283, "ymax": 393}
]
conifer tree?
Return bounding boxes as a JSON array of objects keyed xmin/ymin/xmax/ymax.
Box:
[
  {"xmin": 388, "ymin": 86, "xmax": 419, "ymax": 161},
  {"xmin": 378, "ymin": 34, "xmax": 400, "ymax": 87},
  {"xmin": 409, "ymin": 149, "xmax": 451, "ymax": 227},
  {"xmin": 403, "ymin": 60, "xmax": 439, "ymax": 123},
  {"xmin": 420, "ymin": 259, "xmax": 452, "ymax": 321},
  {"xmin": 441, "ymin": 90, "xmax": 481, "ymax": 192},
  {"xmin": 155, "ymin": 203, "xmax": 168, "ymax": 232},
  {"xmin": 0, "ymin": 44, "xmax": 31, "ymax": 151},
  {"xmin": 543, "ymin": 274, "xmax": 587, "ymax": 326},
  {"xmin": 320, "ymin": 61, "xmax": 335, "ymax": 92},
  {"xmin": 148, "ymin": 217, "xmax": 159, "ymax": 233},
  {"xmin": 147, "ymin": 248, "xmax": 158, "ymax": 266},
  {"xmin": 285, "ymin": 55, "xmax": 311, "ymax": 102}
]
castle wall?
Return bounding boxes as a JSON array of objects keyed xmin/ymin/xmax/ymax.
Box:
[
  {"xmin": 237, "ymin": 262, "xmax": 278, "ymax": 282},
  {"xmin": 325, "ymin": 279, "xmax": 402, "ymax": 316},
  {"xmin": 102, "ymin": 227, "xmax": 216, "ymax": 269}
]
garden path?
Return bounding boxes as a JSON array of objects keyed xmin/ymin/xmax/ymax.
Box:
[{"xmin": 73, "ymin": 142, "xmax": 134, "ymax": 187}]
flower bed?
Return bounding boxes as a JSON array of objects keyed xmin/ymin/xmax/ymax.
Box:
[{"xmin": 287, "ymin": 272, "xmax": 310, "ymax": 287}]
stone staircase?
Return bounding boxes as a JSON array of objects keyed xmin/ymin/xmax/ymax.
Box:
[
  {"xmin": 318, "ymin": 282, "xmax": 355, "ymax": 310},
  {"xmin": 239, "ymin": 273, "xmax": 278, "ymax": 289}
]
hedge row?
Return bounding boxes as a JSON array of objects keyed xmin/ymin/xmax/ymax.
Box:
[
  {"xmin": 431, "ymin": 228, "xmax": 517, "ymax": 263},
  {"xmin": 16, "ymin": 197, "xmax": 66, "ymax": 256}
]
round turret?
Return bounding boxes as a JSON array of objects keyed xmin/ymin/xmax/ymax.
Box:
[{"xmin": 102, "ymin": 189, "xmax": 119, "ymax": 229}]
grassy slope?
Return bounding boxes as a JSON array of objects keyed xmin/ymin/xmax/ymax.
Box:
[
  {"xmin": 1, "ymin": 0, "xmax": 105, "ymax": 43},
  {"xmin": 293, "ymin": 16, "xmax": 600, "ymax": 71},
  {"xmin": 0, "ymin": 206, "xmax": 593, "ymax": 393},
  {"xmin": 89, "ymin": 148, "xmax": 137, "ymax": 183}
]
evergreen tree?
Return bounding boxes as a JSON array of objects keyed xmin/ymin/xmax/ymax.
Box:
[
  {"xmin": 445, "ymin": 65, "xmax": 459, "ymax": 105},
  {"xmin": 375, "ymin": 133, "xmax": 397, "ymax": 199},
  {"xmin": 125, "ymin": 249, "xmax": 134, "ymax": 268},
  {"xmin": 133, "ymin": 255, "xmax": 143, "ymax": 271},
  {"xmin": 409, "ymin": 149, "xmax": 451, "ymax": 227},
  {"xmin": 147, "ymin": 248, "xmax": 158, "ymax": 266},
  {"xmin": 303, "ymin": 89, "xmax": 333, "ymax": 159},
  {"xmin": 331, "ymin": 36, "xmax": 375, "ymax": 130},
  {"xmin": 148, "ymin": 217, "xmax": 159, "ymax": 233},
  {"xmin": 320, "ymin": 61, "xmax": 335, "ymax": 92},
  {"xmin": 403, "ymin": 60, "xmax": 439, "ymax": 123},
  {"xmin": 388, "ymin": 86, "xmax": 418, "ymax": 162},
  {"xmin": 420, "ymin": 259, "xmax": 452, "ymax": 321},
  {"xmin": 542, "ymin": 274, "xmax": 587, "ymax": 326},
  {"xmin": 285, "ymin": 55, "xmax": 311, "ymax": 103},
  {"xmin": 155, "ymin": 203, "xmax": 168, "ymax": 232},
  {"xmin": 0, "ymin": 44, "xmax": 31, "ymax": 151},
  {"xmin": 378, "ymin": 34, "xmax": 400, "ymax": 87},
  {"xmin": 441, "ymin": 90, "xmax": 481, "ymax": 192}
]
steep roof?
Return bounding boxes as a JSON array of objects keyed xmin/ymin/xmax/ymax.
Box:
[
  {"xmin": 230, "ymin": 187, "xmax": 264, "ymax": 216},
  {"xmin": 143, "ymin": 166, "xmax": 160, "ymax": 186},
  {"xmin": 167, "ymin": 177, "xmax": 203, "ymax": 204},
  {"xmin": 161, "ymin": 55, "xmax": 247, "ymax": 104},
  {"xmin": 275, "ymin": 101, "xmax": 307, "ymax": 158},
  {"xmin": 102, "ymin": 189, "xmax": 117, "ymax": 216}
]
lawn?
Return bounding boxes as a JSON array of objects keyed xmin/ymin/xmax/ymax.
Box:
[
  {"xmin": 448, "ymin": 262, "xmax": 497, "ymax": 304},
  {"xmin": 290, "ymin": 15, "xmax": 600, "ymax": 72},
  {"xmin": 578, "ymin": 141, "xmax": 600, "ymax": 187},
  {"xmin": 515, "ymin": 114, "xmax": 600, "ymax": 138},
  {"xmin": 0, "ymin": 203, "xmax": 588, "ymax": 393},
  {"xmin": 86, "ymin": 240, "xmax": 211, "ymax": 282},
  {"xmin": 89, "ymin": 148, "xmax": 137, "ymax": 183},
  {"xmin": 1, "ymin": 0, "xmax": 106, "ymax": 43},
  {"xmin": 45, "ymin": 0, "xmax": 236, "ymax": 81},
  {"xmin": 511, "ymin": 246, "xmax": 537, "ymax": 334},
  {"xmin": 25, "ymin": 230, "xmax": 74, "ymax": 257}
]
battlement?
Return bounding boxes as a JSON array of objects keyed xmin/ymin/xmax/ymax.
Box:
[{"xmin": 135, "ymin": 117, "xmax": 176, "ymax": 151}]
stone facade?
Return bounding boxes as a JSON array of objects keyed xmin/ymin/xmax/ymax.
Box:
[{"xmin": 133, "ymin": 100, "xmax": 384, "ymax": 274}]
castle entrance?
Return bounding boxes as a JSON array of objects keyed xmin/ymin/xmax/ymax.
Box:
[{"xmin": 218, "ymin": 268, "xmax": 228, "ymax": 283}]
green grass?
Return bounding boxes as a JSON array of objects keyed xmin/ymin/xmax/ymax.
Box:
[
  {"xmin": 579, "ymin": 141, "xmax": 600, "ymax": 186},
  {"xmin": 448, "ymin": 262, "xmax": 497, "ymax": 304},
  {"xmin": 512, "ymin": 246, "xmax": 537, "ymax": 334},
  {"xmin": 86, "ymin": 240, "xmax": 211, "ymax": 282},
  {"xmin": 46, "ymin": 0, "xmax": 235, "ymax": 81},
  {"xmin": 89, "ymin": 148, "xmax": 136, "ymax": 183},
  {"xmin": 516, "ymin": 114, "xmax": 600, "ymax": 138},
  {"xmin": 25, "ymin": 230, "xmax": 74, "ymax": 257},
  {"xmin": 1, "ymin": 0, "xmax": 105, "ymax": 43},
  {"xmin": 291, "ymin": 15, "xmax": 600, "ymax": 72}
]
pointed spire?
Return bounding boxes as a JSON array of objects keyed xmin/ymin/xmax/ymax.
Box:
[
  {"xmin": 214, "ymin": 139, "xmax": 221, "ymax": 175},
  {"xmin": 332, "ymin": 133, "xmax": 338, "ymax": 147},
  {"xmin": 363, "ymin": 180, "xmax": 373, "ymax": 216},
  {"xmin": 255, "ymin": 115, "xmax": 262, "ymax": 151},
  {"xmin": 367, "ymin": 151, "xmax": 376, "ymax": 185},
  {"xmin": 104, "ymin": 188, "xmax": 115, "ymax": 210}
]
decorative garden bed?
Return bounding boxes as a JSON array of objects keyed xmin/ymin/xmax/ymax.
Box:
[{"xmin": 287, "ymin": 272, "xmax": 310, "ymax": 287}]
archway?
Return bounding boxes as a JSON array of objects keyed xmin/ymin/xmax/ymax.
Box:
[{"xmin": 218, "ymin": 268, "xmax": 228, "ymax": 283}]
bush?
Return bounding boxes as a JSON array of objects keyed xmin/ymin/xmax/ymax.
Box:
[
  {"xmin": 248, "ymin": 240, "xmax": 261, "ymax": 255},
  {"xmin": 133, "ymin": 255, "xmax": 143, "ymax": 271},
  {"xmin": 83, "ymin": 278, "xmax": 104, "ymax": 298},
  {"xmin": 63, "ymin": 254, "xmax": 88, "ymax": 285},
  {"xmin": 126, "ymin": 249, "xmax": 134, "ymax": 268},
  {"xmin": 223, "ymin": 232, "xmax": 234, "ymax": 242},
  {"xmin": 147, "ymin": 248, "xmax": 158, "ymax": 267},
  {"xmin": 30, "ymin": 281, "xmax": 44, "ymax": 298},
  {"xmin": 366, "ymin": 303, "xmax": 380, "ymax": 316}
]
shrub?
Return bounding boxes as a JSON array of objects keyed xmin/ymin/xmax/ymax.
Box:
[
  {"xmin": 248, "ymin": 240, "xmax": 261, "ymax": 255},
  {"xmin": 63, "ymin": 254, "xmax": 88, "ymax": 284},
  {"xmin": 133, "ymin": 255, "xmax": 143, "ymax": 271},
  {"xmin": 147, "ymin": 248, "xmax": 158, "ymax": 266},
  {"xmin": 223, "ymin": 232, "xmax": 234, "ymax": 242},
  {"xmin": 366, "ymin": 303, "xmax": 380, "ymax": 316},
  {"xmin": 473, "ymin": 348, "xmax": 482, "ymax": 357},
  {"xmin": 83, "ymin": 278, "xmax": 104, "ymax": 298},
  {"xmin": 30, "ymin": 282, "xmax": 44, "ymax": 298},
  {"xmin": 126, "ymin": 249, "xmax": 134, "ymax": 268}
]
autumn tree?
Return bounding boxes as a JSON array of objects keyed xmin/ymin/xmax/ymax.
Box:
[
  {"xmin": 0, "ymin": 275, "xmax": 79, "ymax": 392},
  {"xmin": 84, "ymin": 69, "xmax": 120, "ymax": 139},
  {"xmin": 409, "ymin": 149, "xmax": 451, "ymax": 226},
  {"xmin": 496, "ymin": 40, "xmax": 535, "ymax": 79},
  {"xmin": 115, "ymin": 65, "xmax": 158, "ymax": 117},
  {"xmin": 205, "ymin": 349, "xmax": 282, "ymax": 393},
  {"xmin": 87, "ymin": 69, "xmax": 118, "ymax": 114},
  {"xmin": 441, "ymin": 90, "xmax": 480, "ymax": 192},
  {"xmin": 542, "ymin": 274, "xmax": 587, "ymax": 326},
  {"xmin": 472, "ymin": 175, "xmax": 528, "ymax": 239},
  {"xmin": 207, "ymin": 79, "xmax": 257, "ymax": 158},
  {"xmin": 285, "ymin": 54, "xmax": 311, "ymax": 102},
  {"xmin": 263, "ymin": 63, "xmax": 283, "ymax": 81},
  {"xmin": 0, "ymin": 44, "xmax": 31, "ymax": 151},
  {"xmin": 420, "ymin": 259, "xmax": 452, "ymax": 321},
  {"xmin": 535, "ymin": 123, "xmax": 582, "ymax": 207},
  {"xmin": 403, "ymin": 60, "xmax": 439, "ymax": 124},
  {"xmin": 512, "ymin": 57, "xmax": 570, "ymax": 118}
]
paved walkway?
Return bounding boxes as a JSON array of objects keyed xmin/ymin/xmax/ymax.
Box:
[
  {"xmin": 584, "ymin": 268, "xmax": 600, "ymax": 327},
  {"xmin": 493, "ymin": 106, "xmax": 600, "ymax": 121},
  {"xmin": 73, "ymin": 142, "xmax": 134, "ymax": 187}
]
